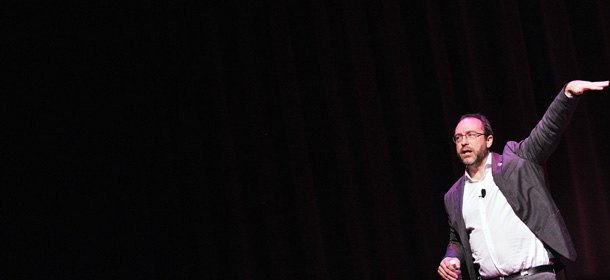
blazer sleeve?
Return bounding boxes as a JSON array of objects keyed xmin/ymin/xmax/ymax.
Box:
[
  {"xmin": 511, "ymin": 86, "xmax": 580, "ymax": 164},
  {"xmin": 444, "ymin": 226, "xmax": 461, "ymax": 259},
  {"xmin": 444, "ymin": 191, "xmax": 463, "ymax": 260}
]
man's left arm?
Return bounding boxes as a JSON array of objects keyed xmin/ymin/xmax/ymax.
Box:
[{"xmin": 516, "ymin": 80, "xmax": 608, "ymax": 163}]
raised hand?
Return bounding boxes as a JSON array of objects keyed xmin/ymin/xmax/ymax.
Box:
[{"xmin": 565, "ymin": 80, "xmax": 609, "ymax": 97}]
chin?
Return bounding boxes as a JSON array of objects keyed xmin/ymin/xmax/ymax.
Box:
[
  {"xmin": 462, "ymin": 151, "xmax": 489, "ymax": 167},
  {"xmin": 462, "ymin": 159, "xmax": 475, "ymax": 166},
  {"xmin": 458, "ymin": 154, "xmax": 474, "ymax": 165}
]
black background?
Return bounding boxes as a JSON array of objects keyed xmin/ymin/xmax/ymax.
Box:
[{"xmin": 6, "ymin": 1, "xmax": 610, "ymax": 279}]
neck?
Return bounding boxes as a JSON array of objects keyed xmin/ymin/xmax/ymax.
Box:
[{"xmin": 466, "ymin": 152, "xmax": 489, "ymax": 180}]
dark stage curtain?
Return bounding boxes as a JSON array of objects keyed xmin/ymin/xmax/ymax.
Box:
[{"xmin": 7, "ymin": 1, "xmax": 610, "ymax": 279}]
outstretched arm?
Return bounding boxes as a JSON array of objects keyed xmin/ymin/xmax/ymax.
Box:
[
  {"xmin": 515, "ymin": 80, "xmax": 608, "ymax": 163},
  {"xmin": 564, "ymin": 80, "xmax": 608, "ymax": 97}
]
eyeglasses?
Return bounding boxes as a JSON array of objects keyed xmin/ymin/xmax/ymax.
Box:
[{"xmin": 453, "ymin": 132, "xmax": 485, "ymax": 143}]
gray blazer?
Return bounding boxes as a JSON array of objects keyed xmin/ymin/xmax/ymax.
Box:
[{"xmin": 443, "ymin": 88, "xmax": 578, "ymax": 280}]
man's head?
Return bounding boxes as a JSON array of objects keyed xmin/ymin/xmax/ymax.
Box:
[{"xmin": 454, "ymin": 114, "xmax": 494, "ymax": 167}]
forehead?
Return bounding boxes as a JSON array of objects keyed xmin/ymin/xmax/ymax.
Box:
[{"xmin": 455, "ymin": 117, "xmax": 484, "ymax": 134}]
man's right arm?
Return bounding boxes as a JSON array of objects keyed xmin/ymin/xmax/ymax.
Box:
[{"xmin": 439, "ymin": 215, "xmax": 462, "ymax": 279}]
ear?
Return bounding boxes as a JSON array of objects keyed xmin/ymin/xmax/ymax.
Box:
[{"xmin": 486, "ymin": 135, "xmax": 493, "ymax": 149}]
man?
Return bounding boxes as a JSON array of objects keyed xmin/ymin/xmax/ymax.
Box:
[{"xmin": 438, "ymin": 80, "xmax": 609, "ymax": 280}]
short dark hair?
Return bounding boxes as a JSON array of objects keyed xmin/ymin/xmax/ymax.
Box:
[{"xmin": 459, "ymin": 113, "xmax": 494, "ymax": 136}]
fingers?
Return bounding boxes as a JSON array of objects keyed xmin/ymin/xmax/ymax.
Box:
[
  {"xmin": 585, "ymin": 81, "xmax": 609, "ymax": 90},
  {"xmin": 438, "ymin": 265, "xmax": 457, "ymax": 280},
  {"xmin": 566, "ymin": 80, "xmax": 609, "ymax": 96},
  {"xmin": 589, "ymin": 81, "xmax": 609, "ymax": 90},
  {"xmin": 438, "ymin": 258, "xmax": 459, "ymax": 280},
  {"xmin": 449, "ymin": 259, "xmax": 461, "ymax": 270}
]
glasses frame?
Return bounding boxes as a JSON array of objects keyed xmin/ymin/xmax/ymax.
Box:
[{"xmin": 453, "ymin": 132, "xmax": 486, "ymax": 143}]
